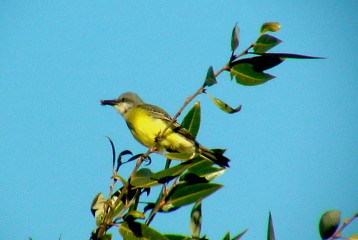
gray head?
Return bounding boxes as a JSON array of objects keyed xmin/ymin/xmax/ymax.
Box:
[{"xmin": 100, "ymin": 92, "xmax": 144, "ymax": 115}]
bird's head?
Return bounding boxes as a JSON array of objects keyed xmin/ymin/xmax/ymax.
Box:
[{"xmin": 101, "ymin": 92, "xmax": 144, "ymax": 115}]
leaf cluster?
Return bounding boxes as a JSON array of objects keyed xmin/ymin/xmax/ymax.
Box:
[
  {"xmin": 91, "ymin": 102, "xmax": 233, "ymax": 240},
  {"xmin": 91, "ymin": 22, "xmax": 324, "ymax": 240},
  {"xmin": 228, "ymin": 22, "xmax": 323, "ymax": 86}
]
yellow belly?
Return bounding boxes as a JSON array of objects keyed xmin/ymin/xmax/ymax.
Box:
[{"xmin": 124, "ymin": 107, "xmax": 194, "ymax": 152}]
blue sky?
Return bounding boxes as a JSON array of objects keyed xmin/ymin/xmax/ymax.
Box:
[{"xmin": 1, "ymin": 1, "xmax": 357, "ymax": 239}]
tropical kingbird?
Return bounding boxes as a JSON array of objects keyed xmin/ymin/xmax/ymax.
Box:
[{"xmin": 101, "ymin": 92, "xmax": 229, "ymax": 167}]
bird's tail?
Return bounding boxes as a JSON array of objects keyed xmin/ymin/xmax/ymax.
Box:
[{"xmin": 199, "ymin": 146, "xmax": 230, "ymax": 168}]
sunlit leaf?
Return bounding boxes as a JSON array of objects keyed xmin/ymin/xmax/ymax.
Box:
[
  {"xmin": 190, "ymin": 201, "xmax": 202, "ymax": 238},
  {"xmin": 119, "ymin": 221, "xmax": 169, "ymax": 240},
  {"xmin": 124, "ymin": 210, "xmax": 145, "ymax": 220},
  {"xmin": 165, "ymin": 152, "xmax": 197, "ymax": 161},
  {"xmin": 112, "ymin": 174, "xmax": 127, "ymax": 186},
  {"xmin": 204, "ymin": 66, "xmax": 217, "ymax": 87},
  {"xmin": 91, "ymin": 193, "xmax": 106, "ymax": 217},
  {"xmin": 192, "ymin": 165, "xmax": 226, "ymax": 182},
  {"xmin": 231, "ymin": 24, "xmax": 240, "ymax": 51},
  {"xmin": 187, "ymin": 158, "xmax": 213, "ymax": 171},
  {"xmin": 267, "ymin": 212, "xmax": 275, "ymax": 240},
  {"xmin": 254, "ymin": 34, "xmax": 282, "ymax": 53},
  {"xmin": 162, "ymin": 183, "xmax": 223, "ymax": 212},
  {"xmin": 319, "ymin": 210, "xmax": 341, "ymax": 239},
  {"xmin": 230, "ymin": 62, "xmax": 275, "ymax": 86},
  {"xmin": 152, "ymin": 161, "xmax": 192, "ymax": 183},
  {"xmin": 186, "ymin": 158, "xmax": 226, "ymax": 182},
  {"xmin": 131, "ymin": 168, "xmax": 158, "ymax": 188},
  {"xmin": 260, "ymin": 22, "xmax": 281, "ymax": 34},
  {"xmin": 112, "ymin": 200, "xmax": 125, "ymax": 218},
  {"xmin": 181, "ymin": 101, "xmax": 201, "ymax": 138},
  {"xmin": 207, "ymin": 94, "xmax": 242, "ymax": 114}
]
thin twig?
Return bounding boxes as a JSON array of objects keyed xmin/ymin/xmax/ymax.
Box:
[
  {"xmin": 328, "ymin": 212, "xmax": 358, "ymax": 240},
  {"xmin": 145, "ymin": 174, "xmax": 182, "ymax": 225},
  {"xmin": 159, "ymin": 86, "xmax": 205, "ymax": 137},
  {"xmin": 97, "ymin": 147, "xmax": 153, "ymax": 236}
]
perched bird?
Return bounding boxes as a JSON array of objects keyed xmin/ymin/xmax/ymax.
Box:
[{"xmin": 101, "ymin": 92, "xmax": 229, "ymax": 167}]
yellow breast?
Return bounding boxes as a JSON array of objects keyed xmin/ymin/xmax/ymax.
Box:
[{"xmin": 123, "ymin": 107, "xmax": 194, "ymax": 153}]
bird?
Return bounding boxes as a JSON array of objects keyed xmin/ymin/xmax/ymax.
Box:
[{"xmin": 101, "ymin": 92, "xmax": 229, "ymax": 167}]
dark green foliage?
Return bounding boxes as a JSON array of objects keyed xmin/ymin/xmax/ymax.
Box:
[
  {"xmin": 319, "ymin": 210, "xmax": 341, "ymax": 239},
  {"xmin": 267, "ymin": 212, "xmax": 275, "ymax": 240},
  {"xmin": 91, "ymin": 22, "xmax": 329, "ymax": 240}
]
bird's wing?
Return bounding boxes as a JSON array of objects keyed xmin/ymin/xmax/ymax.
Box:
[{"xmin": 139, "ymin": 104, "xmax": 196, "ymax": 141}]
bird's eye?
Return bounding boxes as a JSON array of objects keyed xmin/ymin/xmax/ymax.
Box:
[{"xmin": 121, "ymin": 97, "xmax": 127, "ymax": 102}]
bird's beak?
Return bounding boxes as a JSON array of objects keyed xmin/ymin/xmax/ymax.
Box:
[{"xmin": 100, "ymin": 99, "xmax": 117, "ymax": 106}]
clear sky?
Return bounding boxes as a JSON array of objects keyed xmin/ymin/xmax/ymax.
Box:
[{"xmin": 1, "ymin": 1, "xmax": 357, "ymax": 239}]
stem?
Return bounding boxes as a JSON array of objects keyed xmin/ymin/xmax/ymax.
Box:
[
  {"xmin": 145, "ymin": 174, "xmax": 181, "ymax": 225},
  {"xmin": 328, "ymin": 212, "xmax": 358, "ymax": 240},
  {"xmin": 97, "ymin": 147, "xmax": 153, "ymax": 237},
  {"xmin": 159, "ymin": 86, "xmax": 205, "ymax": 138},
  {"xmin": 229, "ymin": 44, "xmax": 254, "ymax": 67},
  {"xmin": 214, "ymin": 65, "xmax": 230, "ymax": 77},
  {"xmin": 158, "ymin": 60, "xmax": 230, "ymax": 139},
  {"xmin": 145, "ymin": 184, "xmax": 166, "ymax": 225}
]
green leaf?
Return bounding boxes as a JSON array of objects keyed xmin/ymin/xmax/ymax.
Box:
[
  {"xmin": 186, "ymin": 158, "xmax": 227, "ymax": 182},
  {"xmin": 91, "ymin": 193, "xmax": 106, "ymax": 217},
  {"xmin": 165, "ymin": 234, "xmax": 192, "ymax": 240},
  {"xmin": 190, "ymin": 201, "xmax": 202, "ymax": 238},
  {"xmin": 113, "ymin": 174, "xmax": 128, "ymax": 186},
  {"xmin": 131, "ymin": 168, "xmax": 158, "ymax": 188},
  {"xmin": 181, "ymin": 101, "xmax": 201, "ymax": 138},
  {"xmin": 230, "ymin": 62, "xmax": 275, "ymax": 86},
  {"xmin": 95, "ymin": 212, "xmax": 105, "ymax": 228},
  {"xmin": 222, "ymin": 232, "xmax": 230, "ymax": 240},
  {"xmin": 260, "ymin": 22, "xmax": 281, "ymax": 34},
  {"xmin": 207, "ymin": 94, "xmax": 242, "ymax": 114},
  {"xmin": 254, "ymin": 34, "xmax": 282, "ymax": 54},
  {"xmin": 99, "ymin": 233, "xmax": 112, "ymax": 240},
  {"xmin": 204, "ymin": 66, "xmax": 217, "ymax": 87},
  {"xmin": 267, "ymin": 212, "xmax": 275, "ymax": 240},
  {"xmin": 319, "ymin": 210, "xmax": 341, "ymax": 239},
  {"xmin": 231, "ymin": 24, "xmax": 240, "ymax": 51},
  {"xmin": 253, "ymin": 52, "xmax": 325, "ymax": 59},
  {"xmin": 91, "ymin": 231, "xmax": 112, "ymax": 240},
  {"xmin": 232, "ymin": 229, "xmax": 248, "ymax": 240},
  {"xmin": 119, "ymin": 221, "xmax": 169, "ymax": 240},
  {"xmin": 162, "ymin": 183, "xmax": 223, "ymax": 212},
  {"xmin": 187, "ymin": 158, "xmax": 213, "ymax": 171},
  {"xmin": 112, "ymin": 200, "xmax": 125, "ymax": 218},
  {"xmin": 231, "ymin": 56, "xmax": 284, "ymax": 74},
  {"xmin": 110, "ymin": 189, "xmax": 126, "ymax": 217},
  {"xmin": 165, "ymin": 152, "xmax": 198, "ymax": 161},
  {"xmin": 151, "ymin": 161, "xmax": 191, "ymax": 183},
  {"xmin": 124, "ymin": 210, "xmax": 145, "ymax": 220},
  {"xmin": 195, "ymin": 166, "xmax": 226, "ymax": 182}
]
